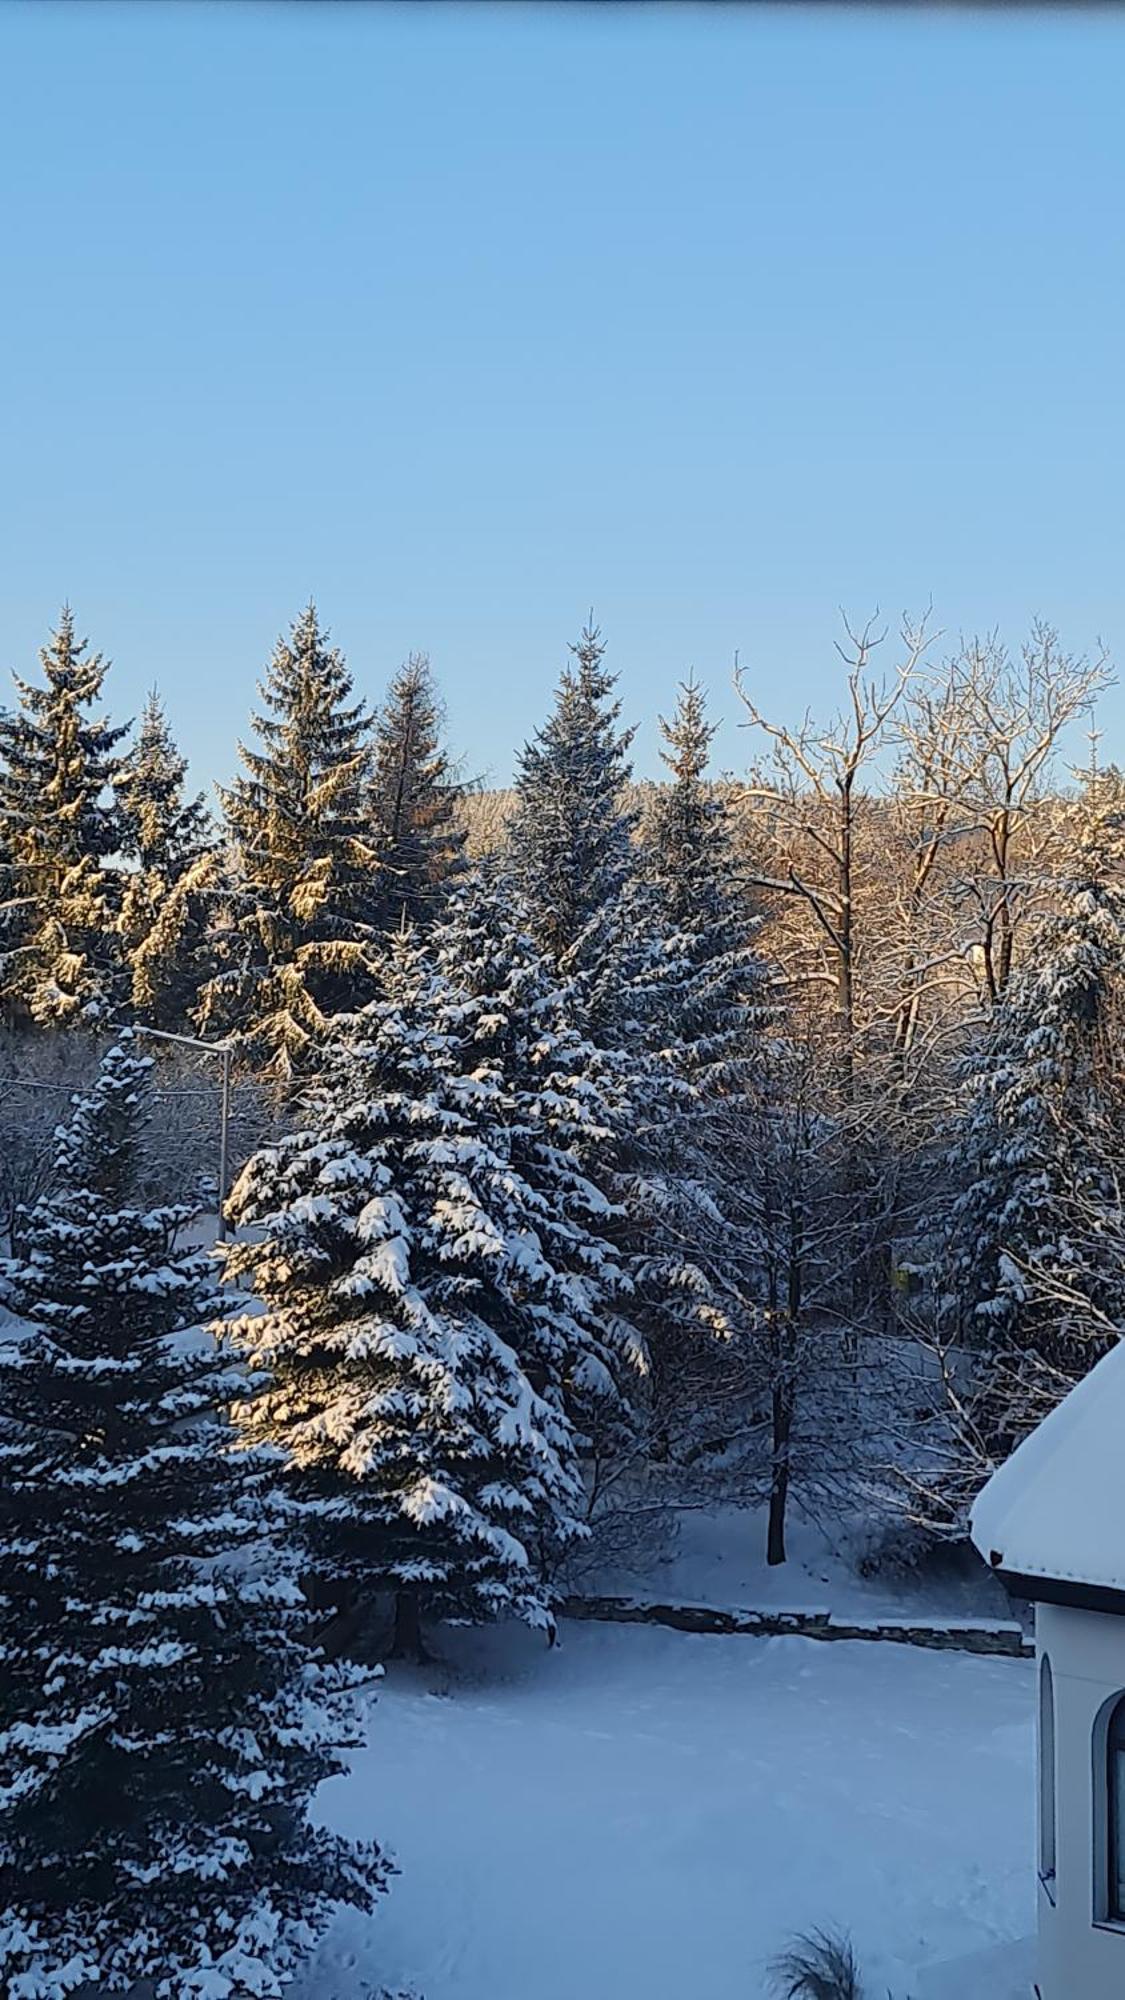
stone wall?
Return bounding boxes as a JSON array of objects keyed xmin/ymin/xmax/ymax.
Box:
[{"xmin": 562, "ymin": 1594, "xmax": 1033, "ymax": 1658}]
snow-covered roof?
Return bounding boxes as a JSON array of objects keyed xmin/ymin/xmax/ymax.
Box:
[{"xmin": 970, "ymin": 1340, "xmax": 1125, "ymax": 1599}]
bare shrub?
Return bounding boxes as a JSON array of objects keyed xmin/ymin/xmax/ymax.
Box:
[
  {"xmin": 769, "ymin": 1931, "xmax": 866, "ymax": 2000},
  {"xmin": 768, "ymin": 1927, "xmax": 916, "ymax": 2000}
]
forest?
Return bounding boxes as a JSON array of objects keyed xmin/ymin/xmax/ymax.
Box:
[{"xmin": 1, "ymin": 600, "xmax": 1118, "ymax": 1998}]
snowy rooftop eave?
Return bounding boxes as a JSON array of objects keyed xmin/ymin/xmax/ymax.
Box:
[{"xmin": 970, "ymin": 1338, "xmax": 1125, "ymax": 1603}]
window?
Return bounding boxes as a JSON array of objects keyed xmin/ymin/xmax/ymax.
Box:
[
  {"xmin": 1040, "ymin": 1656, "xmax": 1056, "ymax": 1889},
  {"xmin": 1108, "ymin": 1695, "xmax": 1125, "ymax": 1922}
]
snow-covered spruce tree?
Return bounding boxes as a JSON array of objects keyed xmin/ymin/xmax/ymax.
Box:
[
  {"xmin": 117, "ymin": 688, "xmax": 218, "ymax": 1029},
  {"xmin": 509, "ymin": 621, "xmax": 636, "ymax": 973},
  {"xmin": 224, "ymin": 926, "xmax": 591, "ymax": 1660},
  {"xmin": 915, "ymin": 779, "xmax": 1125, "ymax": 1528},
  {"xmin": 643, "ymin": 674, "xmax": 764, "ymax": 1087},
  {"xmin": 632, "ymin": 676, "xmax": 775, "ymax": 1502},
  {"xmin": 510, "ymin": 624, "xmax": 680, "ymax": 1071},
  {"xmin": 429, "ymin": 866, "xmax": 645, "ymax": 1465},
  {"xmin": 207, "ymin": 603, "xmax": 382, "ymax": 1073},
  {"xmin": 369, "ymin": 652, "xmax": 465, "ymax": 933},
  {"xmin": 117, "ymin": 687, "xmax": 211, "ymax": 881},
  {"xmin": 0, "ymin": 608, "xmax": 128, "ymax": 1027},
  {"xmin": 0, "ymin": 1036, "xmax": 387, "ymax": 1998},
  {"xmin": 127, "ymin": 844, "xmax": 224, "ymax": 1035},
  {"xmin": 510, "ymin": 637, "xmax": 731, "ymax": 1545}
]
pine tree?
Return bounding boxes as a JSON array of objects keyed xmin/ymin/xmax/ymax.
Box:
[
  {"xmin": 0, "ymin": 608, "xmax": 128, "ymax": 1027},
  {"xmin": 370, "ymin": 652, "xmax": 465, "ymax": 932},
  {"xmin": 117, "ymin": 689, "xmax": 217, "ymax": 1029},
  {"xmin": 920, "ymin": 779, "xmax": 1125, "ymax": 1524},
  {"xmin": 224, "ymin": 928, "xmax": 590, "ymax": 1659},
  {"xmin": 208, "ymin": 603, "xmax": 382, "ymax": 1073},
  {"xmin": 510, "ymin": 621, "xmax": 636, "ymax": 970},
  {"xmin": 0, "ymin": 1037, "xmax": 387, "ymax": 1997}
]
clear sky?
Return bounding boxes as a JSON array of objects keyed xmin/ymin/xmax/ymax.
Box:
[{"xmin": 2, "ymin": 2, "xmax": 1124, "ymax": 794}]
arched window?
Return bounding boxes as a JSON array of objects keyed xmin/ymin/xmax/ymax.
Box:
[
  {"xmin": 1039, "ymin": 1655, "xmax": 1056, "ymax": 1889},
  {"xmin": 1108, "ymin": 1695, "xmax": 1125, "ymax": 1922}
]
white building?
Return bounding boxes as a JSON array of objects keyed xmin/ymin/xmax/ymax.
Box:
[{"xmin": 971, "ymin": 1341, "xmax": 1125, "ymax": 2000}]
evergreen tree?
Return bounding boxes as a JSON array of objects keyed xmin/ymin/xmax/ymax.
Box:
[
  {"xmin": 508, "ymin": 620, "xmax": 674, "ymax": 1076},
  {"xmin": 644, "ymin": 674, "xmax": 765, "ymax": 1096},
  {"xmin": 429, "ymin": 866, "xmax": 645, "ymax": 1448},
  {"xmin": 127, "ymin": 846, "xmax": 224, "ymax": 1034},
  {"xmin": 510, "ymin": 622, "xmax": 636, "ymax": 970},
  {"xmin": 626, "ymin": 678, "xmax": 775, "ymax": 1506},
  {"xmin": 369, "ymin": 651, "xmax": 465, "ymax": 932},
  {"xmin": 117, "ymin": 687, "xmax": 210, "ymax": 877},
  {"xmin": 0, "ymin": 608, "xmax": 128, "ymax": 1026},
  {"xmin": 224, "ymin": 928, "xmax": 591, "ymax": 1659},
  {"xmin": 920, "ymin": 780, "xmax": 1125, "ymax": 1524},
  {"xmin": 507, "ymin": 637, "xmax": 738, "ymax": 1535},
  {"xmin": 0, "ymin": 1038, "xmax": 387, "ymax": 1997},
  {"xmin": 117, "ymin": 689, "xmax": 217, "ymax": 1029},
  {"xmin": 208, "ymin": 603, "xmax": 382, "ymax": 1073}
]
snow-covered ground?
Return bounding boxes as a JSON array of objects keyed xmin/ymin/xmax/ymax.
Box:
[
  {"xmin": 586, "ymin": 1501, "xmax": 1016, "ymax": 1624},
  {"xmin": 303, "ymin": 1619, "xmax": 1035, "ymax": 2000}
]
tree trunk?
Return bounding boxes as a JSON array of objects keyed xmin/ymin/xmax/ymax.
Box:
[
  {"xmin": 767, "ymin": 1376, "xmax": 793, "ymax": 1567},
  {"xmin": 768, "ymin": 1222, "xmax": 803, "ymax": 1569},
  {"xmin": 836, "ymin": 775, "xmax": 856, "ymax": 1109},
  {"xmin": 390, "ymin": 1588, "xmax": 429, "ymax": 1662}
]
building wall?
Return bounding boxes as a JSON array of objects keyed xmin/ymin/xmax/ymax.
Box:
[{"xmin": 1037, "ymin": 1602, "xmax": 1125, "ymax": 2000}]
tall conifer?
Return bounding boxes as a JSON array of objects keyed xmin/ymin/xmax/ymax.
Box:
[
  {"xmin": 369, "ymin": 652, "xmax": 465, "ymax": 932},
  {"xmin": 0, "ymin": 1038, "xmax": 387, "ymax": 1997},
  {"xmin": 628, "ymin": 679, "xmax": 771, "ymax": 1485},
  {"xmin": 225, "ymin": 928, "xmax": 591, "ymax": 1658},
  {"xmin": 0, "ymin": 609, "xmax": 127, "ymax": 1026},
  {"xmin": 208, "ymin": 604, "xmax": 381, "ymax": 1072},
  {"xmin": 510, "ymin": 622, "xmax": 636, "ymax": 970},
  {"xmin": 644, "ymin": 674, "xmax": 765, "ymax": 1095},
  {"xmin": 117, "ymin": 687, "xmax": 210, "ymax": 878},
  {"xmin": 920, "ymin": 780, "xmax": 1125, "ymax": 1524},
  {"xmin": 430, "ymin": 866, "xmax": 645, "ymax": 1446},
  {"xmin": 117, "ymin": 689, "xmax": 216, "ymax": 1029}
]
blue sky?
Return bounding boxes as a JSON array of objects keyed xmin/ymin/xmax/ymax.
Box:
[{"xmin": 2, "ymin": 2, "xmax": 1123, "ymax": 792}]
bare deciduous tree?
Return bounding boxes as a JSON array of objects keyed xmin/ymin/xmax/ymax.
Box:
[
  {"xmin": 907, "ymin": 623, "xmax": 1111, "ymax": 1008},
  {"xmin": 735, "ymin": 610, "xmax": 934, "ymax": 1094}
]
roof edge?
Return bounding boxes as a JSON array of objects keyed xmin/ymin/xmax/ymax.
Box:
[{"xmin": 993, "ymin": 1568, "xmax": 1125, "ymax": 1620}]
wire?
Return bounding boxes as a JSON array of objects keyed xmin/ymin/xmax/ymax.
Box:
[{"xmin": 0, "ymin": 1078, "xmax": 241, "ymax": 1101}]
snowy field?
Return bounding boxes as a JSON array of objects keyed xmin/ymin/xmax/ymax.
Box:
[{"xmin": 302, "ymin": 1621, "xmax": 1035, "ymax": 2000}]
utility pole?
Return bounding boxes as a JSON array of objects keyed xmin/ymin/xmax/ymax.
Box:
[
  {"xmin": 218, "ymin": 1039, "xmax": 232, "ymax": 1242},
  {"xmin": 130, "ymin": 1026, "xmax": 236, "ymax": 1241}
]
